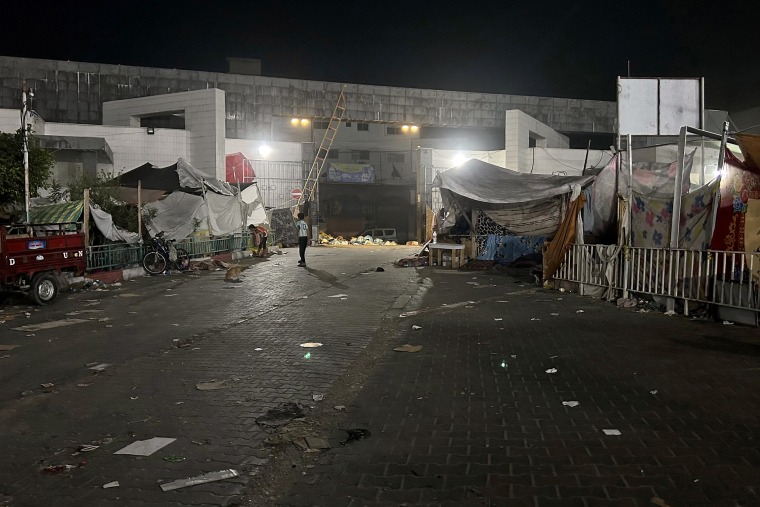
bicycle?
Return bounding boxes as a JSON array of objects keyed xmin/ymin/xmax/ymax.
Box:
[{"xmin": 142, "ymin": 232, "xmax": 190, "ymax": 275}]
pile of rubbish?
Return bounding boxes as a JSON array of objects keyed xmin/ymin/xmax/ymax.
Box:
[{"xmin": 318, "ymin": 231, "xmax": 397, "ymax": 246}]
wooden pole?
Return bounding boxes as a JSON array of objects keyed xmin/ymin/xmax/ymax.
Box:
[
  {"xmin": 83, "ymin": 188, "xmax": 90, "ymax": 250},
  {"xmin": 137, "ymin": 180, "xmax": 142, "ymax": 242}
]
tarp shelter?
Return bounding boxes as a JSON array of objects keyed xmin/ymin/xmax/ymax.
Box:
[
  {"xmin": 29, "ymin": 201, "xmax": 84, "ymax": 224},
  {"xmin": 117, "ymin": 158, "xmax": 235, "ymax": 205},
  {"xmin": 435, "ymin": 159, "xmax": 593, "ymax": 236}
]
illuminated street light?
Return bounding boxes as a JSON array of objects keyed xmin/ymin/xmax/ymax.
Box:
[{"xmin": 258, "ymin": 145, "xmax": 272, "ymax": 158}]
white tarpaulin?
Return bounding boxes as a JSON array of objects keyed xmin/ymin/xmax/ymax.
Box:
[
  {"xmin": 145, "ymin": 192, "xmax": 205, "ymax": 242},
  {"xmin": 175, "ymin": 158, "xmax": 235, "ymax": 196},
  {"xmin": 89, "ymin": 204, "xmax": 141, "ymax": 244},
  {"xmin": 240, "ymin": 184, "xmax": 268, "ymax": 227},
  {"xmin": 205, "ymin": 192, "xmax": 245, "ymax": 237},
  {"xmin": 435, "ymin": 159, "xmax": 595, "ymax": 205}
]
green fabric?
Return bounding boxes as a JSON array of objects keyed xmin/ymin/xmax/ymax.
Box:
[{"xmin": 29, "ymin": 201, "xmax": 84, "ymax": 224}]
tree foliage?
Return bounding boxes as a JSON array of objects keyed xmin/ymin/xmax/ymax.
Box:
[
  {"xmin": 49, "ymin": 170, "xmax": 152, "ymax": 236},
  {"xmin": 0, "ymin": 129, "xmax": 55, "ymax": 205}
]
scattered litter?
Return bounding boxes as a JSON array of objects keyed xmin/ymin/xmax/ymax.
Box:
[
  {"xmin": 40, "ymin": 383, "xmax": 54, "ymax": 388},
  {"xmin": 102, "ymin": 481, "xmax": 119, "ymax": 489},
  {"xmin": 722, "ymin": 320, "xmax": 734, "ymax": 326},
  {"xmin": 664, "ymin": 310, "xmax": 676, "ymax": 316},
  {"xmin": 575, "ymin": 310, "xmax": 585, "ymax": 314},
  {"xmin": 171, "ymin": 324, "xmax": 179, "ymax": 327},
  {"xmin": 159, "ymin": 469, "xmax": 239, "ymax": 492},
  {"xmin": 162, "ymin": 455, "xmax": 186, "ymax": 463},
  {"xmin": 88, "ymin": 363, "xmax": 110, "ymax": 372},
  {"xmin": 545, "ymin": 368, "xmax": 557, "ymax": 374},
  {"xmin": 650, "ymin": 496, "xmax": 672, "ymax": 507},
  {"xmin": 115, "ymin": 437, "xmax": 176, "ymax": 456},
  {"xmin": 650, "ymin": 390, "xmax": 658, "ymax": 395},
  {"xmin": 66, "ymin": 309, "xmax": 103, "ymax": 316},
  {"xmin": 530, "ymin": 318, "xmax": 541, "ymax": 321},
  {"xmin": 42, "ymin": 464, "xmax": 77, "ymax": 474},
  {"xmin": 559, "ymin": 288, "xmax": 566, "ymax": 292},
  {"xmin": 340, "ymin": 428, "xmax": 371, "ymax": 446},
  {"xmin": 562, "ymin": 401, "xmax": 580, "ymax": 407},
  {"xmin": 165, "ymin": 294, "xmax": 178, "ymax": 297},
  {"xmin": 246, "ymin": 456, "xmax": 268, "ymax": 466},
  {"xmin": 299, "ymin": 342, "xmax": 323, "ymax": 348},
  {"xmin": 550, "ymin": 313, "xmax": 559, "ymax": 316},
  {"xmin": 0, "ymin": 354, "xmax": 10, "ymax": 359},
  {"xmin": 76, "ymin": 383, "xmax": 91, "ymax": 388},
  {"xmin": 328, "ymin": 294, "xmax": 349, "ymax": 298},
  {"xmin": 394, "ymin": 344, "xmax": 422, "ymax": 353},
  {"xmin": 557, "ymin": 297, "xmax": 563, "ymax": 300},
  {"xmin": 602, "ymin": 429, "xmax": 622, "ymax": 436},
  {"xmin": 195, "ymin": 380, "xmax": 228, "ymax": 391},
  {"xmin": 334, "ymin": 405, "xmax": 346, "ymax": 411},
  {"xmin": 71, "ymin": 445, "xmax": 98, "ymax": 455},
  {"xmin": 411, "ymin": 325, "xmax": 422, "ymax": 330},
  {"xmin": 510, "ymin": 355, "xmax": 517, "ymax": 358},
  {"xmin": 130, "ymin": 396, "xmax": 138, "ymax": 400},
  {"xmin": 295, "ymin": 436, "xmax": 331, "ymax": 451},
  {"xmin": 256, "ymin": 402, "xmax": 306, "ymax": 427},
  {"xmin": 13, "ymin": 318, "xmax": 89, "ymax": 332},
  {"xmin": 549, "ymin": 355, "xmax": 558, "ymax": 359},
  {"xmin": 494, "ymin": 318, "xmax": 502, "ymax": 321},
  {"xmin": 0, "ymin": 344, "xmax": 19, "ymax": 351},
  {"xmin": 254, "ymin": 348, "xmax": 263, "ymax": 351},
  {"xmin": 20, "ymin": 390, "xmax": 33, "ymax": 396},
  {"xmin": 312, "ymin": 394, "xmax": 324, "ymax": 402}
]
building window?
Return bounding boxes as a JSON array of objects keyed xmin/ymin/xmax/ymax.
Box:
[
  {"xmin": 345, "ymin": 122, "xmax": 352, "ymax": 127},
  {"xmin": 387, "ymin": 153, "xmax": 405, "ymax": 163},
  {"xmin": 352, "ymin": 150, "xmax": 370, "ymax": 162},
  {"xmin": 357, "ymin": 123, "xmax": 369, "ymax": 131},
  {"xmin": 327, "ymin": 149, "xmax": 340, "ymax": 160},
  {"xmin": 314, "ymin": 120, "xmax": 330, "ymax": 130},
  {"xmin": 386, "ymin": 126, "xmax": 402, "ymax": 135}
]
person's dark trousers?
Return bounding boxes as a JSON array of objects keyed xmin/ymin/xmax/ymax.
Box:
[{"xmin": 298, "ymin": 236, "xmax": 308, "ymax": 264}]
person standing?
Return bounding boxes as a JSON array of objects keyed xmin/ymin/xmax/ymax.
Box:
[{"xmin": 296, "ymin": 212, "xmax": 309, "ymax": 266}]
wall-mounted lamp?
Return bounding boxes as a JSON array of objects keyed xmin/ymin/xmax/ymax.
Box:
[
  {"xmin": 258, "ymin": 145, "xmax": 272, "ymax": 158},
  {"xmin": 146, "ymin": 127, "xmax": 155, "ymax": 135}
]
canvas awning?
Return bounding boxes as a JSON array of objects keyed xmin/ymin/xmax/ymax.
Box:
[{"xmin": 29, "ymin": 201, "xmax": 84, "ymax": 224}]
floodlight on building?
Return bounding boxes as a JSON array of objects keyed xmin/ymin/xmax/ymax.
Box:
[
  {"xmin": 300, "ymin": 118, "xmax": 309, "ymax": 126},
  {"xmin": 402, "ymin": 125, "xmax": 410, "ymax": 132},
  {"xmin": 258, "ymin": 145, "xmax": 272, "ymax": 158},
  {"xmin": 452, "ymin": 153, "xmax": 467, "ymax": 166},
  {"xmin": 411, "ymin": 125, "xmax": 419, "ymax": 132},
  {"xmin": 291, "ymin": 118, "xmax": 299, "ymax": 125}
]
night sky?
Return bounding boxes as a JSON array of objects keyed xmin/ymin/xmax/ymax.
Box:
[{"xmin": 2, "ymin": 0, "xmax": 757, "ymax": 112}]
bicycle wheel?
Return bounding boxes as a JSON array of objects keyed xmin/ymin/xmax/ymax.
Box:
[
  {"xmin": 174, "ymin": 248, "xmax": 190, "ymax": 271},
  {"xmin": 142, "ymin": 251, "xmax": 167, "ymax": 275}
]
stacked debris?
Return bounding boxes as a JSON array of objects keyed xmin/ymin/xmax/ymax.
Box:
[{"xmin": 318, "ymin": 231, "xmax": 397, "ymax": 246}]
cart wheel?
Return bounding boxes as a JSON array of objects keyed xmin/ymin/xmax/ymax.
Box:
[{"xmin": 30, "ymin": 272, "xmax": 59, "ymax": 305}]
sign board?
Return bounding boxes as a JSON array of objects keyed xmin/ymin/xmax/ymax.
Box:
[
  {"xmin": 291, "ymin": 188, "xmax": 303, "ymax": 200},
  {"xmin": 617, "ymin": 77, "xmax": 702, "ymax": 136}
]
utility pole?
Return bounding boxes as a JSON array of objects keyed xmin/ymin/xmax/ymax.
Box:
[{"xmin": 20, "ymin": 80, "xmax": 31, "ymax": 225}]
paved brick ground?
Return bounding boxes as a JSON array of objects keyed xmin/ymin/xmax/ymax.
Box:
[
  {"xmin": 3, "ymin": 249, "xmax": 760, "ymax": 507},
  {"xmin": 278, "ymin": 267, "xmax": 760, "ymax": 507},
  {"xmin": 0, "ymin": 246, "xmax": 423, "ymax": 506}
]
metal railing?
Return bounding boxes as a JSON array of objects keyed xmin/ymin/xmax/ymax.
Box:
[
  {"xmin": 555, "ymin": 244, "xmax": 760, "ymax": 313},
  {"xmin": 86, "ymin": 233, "xmax": 251, "ymax": 272}
]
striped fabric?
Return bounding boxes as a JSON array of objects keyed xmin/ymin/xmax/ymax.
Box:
[{"xmin": 29, "ymin": 201, "xmax": 84, "ymax": 224}]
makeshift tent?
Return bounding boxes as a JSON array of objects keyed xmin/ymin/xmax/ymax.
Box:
[
  {"xmin": 434, "ymin": 159, "xmax": 593, "ymax": 262},
  {"xmin": 29, "ymin": 201, "xmax": 84, "ymax": 224},
  {"xmin": 117, "ymin": 158, "xmax": 235, "ymax": 204}
]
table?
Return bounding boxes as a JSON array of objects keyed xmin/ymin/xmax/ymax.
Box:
[{"xmin": 428, "ymin": 243, "xmax": 466, "ymax": 269}]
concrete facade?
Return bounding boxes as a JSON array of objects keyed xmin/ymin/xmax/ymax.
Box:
[
  {"xmin": 0, "ymin": 56, "xmax": 617, "ymax": 141},
  {"xmin": 102, "ymin": 88, "xmax": 224, "ymax": 179}
]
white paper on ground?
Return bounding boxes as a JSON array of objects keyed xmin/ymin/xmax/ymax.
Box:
[
  {"xmin": 160, "ymin": 469, "xmax": 239, "ymax": 491},
  {"xmin": 114, "ymin": 437, "xmax": 176, "ymax": 456},
  {"xmin": 562, "ymin": 401, "xmax": 579, "ymax": 407},
  {"xmin": 602, "ymin": 429, "xmax": 621, "ymax": 436}
]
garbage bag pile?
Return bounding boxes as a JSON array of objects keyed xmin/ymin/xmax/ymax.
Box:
[{"xmin": 318, "ymin": 231, "xmax": 397, "ymax": 246}]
